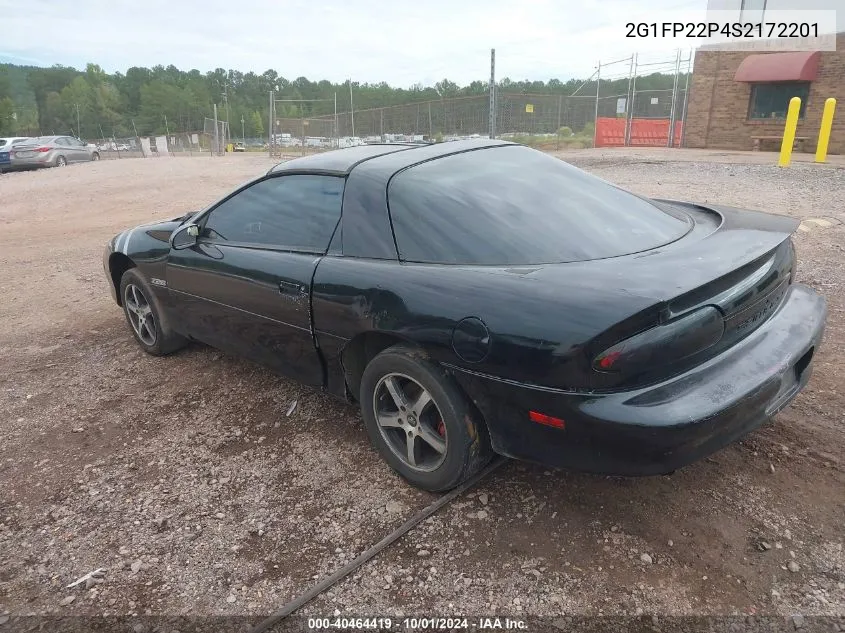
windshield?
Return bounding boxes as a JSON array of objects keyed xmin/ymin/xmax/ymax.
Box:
[{"xmin": 387, "ymin": 145, "xmax": 692, "ymax": 265}]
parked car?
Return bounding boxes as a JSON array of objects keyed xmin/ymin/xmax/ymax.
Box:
[
  {"xmin": 8, "ymin": 135, "xmax": 100, "ymax": 170},
  {"xmin": 234, "ymin": 142, "xmax": 246, "ymax": 152},
  {"xmin": 0, "ymin": 136, "xmax": 30, "ymax": 172},
  {"xmin": 103, "ymin": 140, "xmax": 827, "ymax": 491}
]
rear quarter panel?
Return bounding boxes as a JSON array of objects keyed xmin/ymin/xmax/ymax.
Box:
[{"xmin": 311, "ymin": 257, "xmax": 655, "ymax": 395}]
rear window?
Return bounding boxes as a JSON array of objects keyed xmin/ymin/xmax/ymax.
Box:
[
  {"xmin": 387, "ymin": 145, "xmax": 691, "ymax": 265},
  {"xmin": 16, "ymin": 137, "xmax": 51, "ymax": 145}
]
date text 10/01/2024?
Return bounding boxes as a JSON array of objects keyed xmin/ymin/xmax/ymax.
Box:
[
  {"xmin": 625, "ymin": 21, "xmax": 820, "ymax": 38},
  {"xmin": 307, "ymin": 617, "xmax": 528, "ymax": 630}
]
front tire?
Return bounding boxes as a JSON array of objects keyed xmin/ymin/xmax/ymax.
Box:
[
  {"xmin": 55, "ymin": 155, "xmax": 67, "ymax": 167},
  {"xmin": 119, "ymin": 269, "xmax": 187, "ymax": 356},
  {"xmin": 92, "ymin": 152, "xmax": 100, "ymax": 161},
  {"xmin": 360, "ymin": 345, "xmax": 492, "ymax": 491}
]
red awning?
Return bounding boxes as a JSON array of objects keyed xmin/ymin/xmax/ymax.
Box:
[{"xmin": 734, "ymin": 51, "xmax": 821, "ymax": 82}]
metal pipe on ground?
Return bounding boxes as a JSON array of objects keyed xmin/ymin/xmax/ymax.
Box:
[{"xmin": 247, "ymin": 457, "xmax": 508, "ymax": 633}]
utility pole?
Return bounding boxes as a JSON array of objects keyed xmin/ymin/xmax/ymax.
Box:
[
  {"xmin": 75, "ymin": 103, "xmax": 81, "ymax": 139},
  {"xmin": 241, "ymin": 114, "xmax": 245, "ymax": 143},
  {"xmin": 349, "ymin": 80, "xmax": 355, "ymax": 138},
  {"xmin": 163, "ymin": 115, "xmax": 171, "ymax": 155},
  {"xmin": 269, "ymin": 90, "xmax": 274, "ymax": 157},
  {"xmin": 624, "ymin": 54, "xmax": 634, "ymax": 146},
  {"xmin": 213, "ymin": 103, "xmax": 219, "ymax": 156},
  {"xmin": 222, "ymin": 81, "xmax": 230, "ymax": 150},
  {"xmin": 333, "ymin": 92, "xmax": 338, "ymax": 147},
  {"xmin": 667, "ymin": 48, "xmax": 682, "ymax": 148},
  {"xmin": 625, "ymin": 54, "xmax": 639, "ymax": 146},
  {"xmin": 556, "ymin": 94, "xmax": 562, "ymax": 150},
  {"xmin": 679, "ymin": 50, "xmax": 693, "ymax": 148},
  {"xmin": 488, "ymin": 48, "xmax": 496, "ymax": 139}
]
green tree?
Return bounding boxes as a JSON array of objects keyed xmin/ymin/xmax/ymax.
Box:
[
  {"xmin": 138, "ymin": 80, "xmax": 194, "ymax": 134},
  {"xmin": 41, "ymin": 92, "xmax": 68, "ymax": 134},
  {"xmin": 59, "ymin": 76, "xmax": 94, "ymax": 136},
  {"xmin": 250, "ymin": 110, "xmax": 264, "ymax": 137},
  {"xmin": 0, "ymin": 97, "xmax": 16, "ymax": 135},
  {"xmin": 27, "ymin": 65, "xmax": 80, "ymax": 131},
  {"xmin": 0, "ymin": 72, "xmax": 10, "ymax": 101}
]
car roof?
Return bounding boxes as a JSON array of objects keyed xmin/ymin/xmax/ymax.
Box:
[
  {"xmin": 266, "ymin": 139, "xmax": 514, "ymax": 177},
  {"xmin": 267, "ymin": 144, "xmax": 416, "ymax": 175},
  {"xmin": 335, "ymin": 138, "xmax": 516, "ymax": 260}
]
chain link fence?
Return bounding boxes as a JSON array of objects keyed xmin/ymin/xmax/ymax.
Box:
[
  {"xmin": 203, "ymin": 118, "xmax": 230, "ymax": 155},
  {"xmin": 73, "ymin": 49, "xmax": 691, "ymax": 161},
  {"xmin": 269, "ymin": 51, "xmax": 690, "ymax": 155},
  {"xmin": 88, "ymin": 131, "xmax": 218, "ymax": 158}
]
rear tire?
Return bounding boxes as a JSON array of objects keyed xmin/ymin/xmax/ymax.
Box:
[
  {"xmin": 119, "ymin": 269, "xmax": 187, "ymax": 356},
  {"xmin": 55, "ymin": 155, "xmax": 67, "ymax": 167},
  {"xmin": 360, "ymin": 344, "xmax": 492, "ymax": 492},
  {"xmin": 92, "ymin": 152, "xmax": 100, "ymax": 161}
]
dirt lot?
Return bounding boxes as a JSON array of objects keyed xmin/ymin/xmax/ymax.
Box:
[{"xmin": 1, "ymin": 150, "xmax": 844, "ymax": 630}]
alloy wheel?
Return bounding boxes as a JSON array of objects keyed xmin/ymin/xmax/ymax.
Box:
[
  {"xmin": 124, "ymin": 283, "xmax": 157, "ymax": 346},
  {"xmin": 373, "ymin": 372, "xmax": 448, "ymax": 472}
]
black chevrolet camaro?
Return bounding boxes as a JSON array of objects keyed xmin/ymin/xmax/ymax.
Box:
[{"xmin": 103, "ymin": 139, "xmax": 827, "ymax": 491}]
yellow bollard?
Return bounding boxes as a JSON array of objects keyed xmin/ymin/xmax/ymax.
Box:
[
  {"xmin": 778, "ymin": 96, "xmax": 802, "ymax": 167},
  {"xmin": 815, "ymin": 98, "xmax": 837, "ymax": 163}
]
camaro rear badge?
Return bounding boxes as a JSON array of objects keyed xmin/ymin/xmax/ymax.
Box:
[{"xmin": 150, "ymin": 278, "xmax": 167, "ymax": 287}]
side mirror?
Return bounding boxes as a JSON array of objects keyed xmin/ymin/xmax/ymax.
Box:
[{"xmin": 171, "ymin": 224, "xmax": 199, "ymax": 250}]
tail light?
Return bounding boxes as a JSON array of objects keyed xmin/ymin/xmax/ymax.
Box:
[
  {"xmin": 593, "ymin": 306, "xmax": 724, "ymax": 373},
  {"xmin": 34, "ymin": 147, "xmax": 51, "ymax": 153}
]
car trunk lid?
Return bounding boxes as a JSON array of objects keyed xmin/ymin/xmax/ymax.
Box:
[{"xmin": 580, "ymin": 201, "xmax": 798, "ymax": 389}]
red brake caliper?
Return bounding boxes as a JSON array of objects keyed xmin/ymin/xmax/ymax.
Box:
[{"xmin": 437, "ymin": 420, "xmax": 446, "ymax": 437}]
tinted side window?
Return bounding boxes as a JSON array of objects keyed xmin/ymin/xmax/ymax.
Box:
[
  {"xmin": 387, "ymin": 145, "xmax": 690, "ymax": 265},
  {"xmin": 200, "ymin": 175, "xmax": 344, "ymax": 252}
]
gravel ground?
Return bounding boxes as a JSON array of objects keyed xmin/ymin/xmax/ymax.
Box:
[{"xmin": 1, "ymin": 150, "xmax": 843, "ymax": 631}]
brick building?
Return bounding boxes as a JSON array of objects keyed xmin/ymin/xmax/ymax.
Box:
[{"xmin": 684, "ymin": 32, "xmax": 845, "ymax": 154}]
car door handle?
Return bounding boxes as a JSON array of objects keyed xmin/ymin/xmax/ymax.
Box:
[{"xmin": 278, "ymin": 280, "xmax": 306, "ymax": 295}]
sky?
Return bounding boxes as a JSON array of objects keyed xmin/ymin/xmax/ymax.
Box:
[{"xmin": 1, "ymin": 0, "xmax": 721, "ymax": 86}]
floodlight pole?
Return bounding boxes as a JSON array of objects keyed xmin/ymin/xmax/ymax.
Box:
[
  {"xmin": 489, "ymin": 48, "xmax": 496, "ymax": 139},
  {"xmin": 593, "ymin": 61, "xmax": 601, "ymax": 148}
]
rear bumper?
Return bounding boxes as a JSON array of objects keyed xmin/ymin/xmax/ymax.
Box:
[
  {"xmin": 9, "ymin": 154, "xmax": 54, "ymax": 169},
  {"xmin": 451, "ymin": 283, "xmax": 827, "ymax": 476}
]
